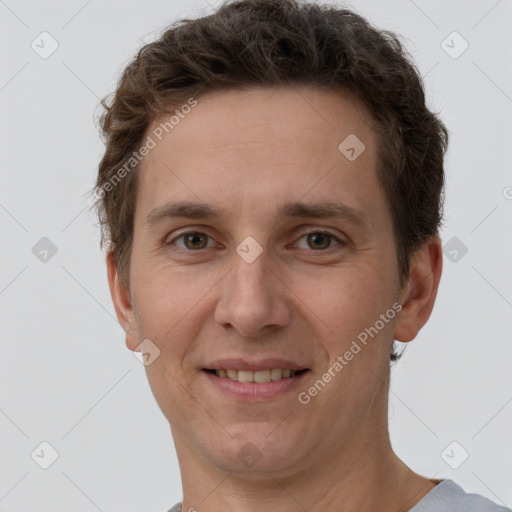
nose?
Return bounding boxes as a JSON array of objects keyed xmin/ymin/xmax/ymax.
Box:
[{"xmin": 214, "ymin": 249, "xmax": 291, "ymax": 338}]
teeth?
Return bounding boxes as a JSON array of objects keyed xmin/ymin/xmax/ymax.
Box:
[
  {"xmin": 214, "ymin": 369, "xmax": 298, "ymax": 382},
  {"xmin": 238, "ymin": 370, "xmax": 253, "ymax": 383},
  {"xmin": 254, "ymin": 370, "xmax": 271, "ymax": 383},
  {"xmin": 270, "ymin": 368, "xmax": 283, "ymax": 381}
]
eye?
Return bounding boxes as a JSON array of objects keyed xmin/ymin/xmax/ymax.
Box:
[
  {"xmin": 168, "ymin": 231, "xmax": 216, "ymax": 250},
  {"xmin": 166, "ymin": 229, "xmax": 344, "ymax": 252},
  {"xmin": 295, "ymin": 231, "xmax": 343, "ymax": 251}
]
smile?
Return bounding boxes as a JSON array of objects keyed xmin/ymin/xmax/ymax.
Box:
[
  {"xmin": 202, "ymin": 366, "xmax": 310, "ymax": 401},
  {"xmin": 207, "ymin": 368, "xmax": 306, "ymax": 382}
]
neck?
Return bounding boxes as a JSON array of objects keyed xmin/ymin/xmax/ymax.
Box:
[{"xmin": 173, "ymin": 420, "xmax": 435, "ymax": 512}]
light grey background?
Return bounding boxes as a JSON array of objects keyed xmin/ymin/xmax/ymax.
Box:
[{"xmin": 1, "ymin": 0, "xmax": 511, "ymax": 510}]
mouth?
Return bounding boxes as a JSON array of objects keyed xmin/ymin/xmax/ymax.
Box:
[
  {"xmin": 204, "ymin": 368, "xmax": 309, "ymax": 382},
  {"xmin": 201, "ymin": 361, "xmax": 310, "ymax": 401}
]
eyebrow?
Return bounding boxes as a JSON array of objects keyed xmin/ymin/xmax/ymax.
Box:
[{"xmin": 146, "ymin": 200, "xmax": 369, "ymax": 230}]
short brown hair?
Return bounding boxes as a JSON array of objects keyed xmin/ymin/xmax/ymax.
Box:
[{"xmin": 93, "ymin": 0, "xmax": 449, "ymax": 361}]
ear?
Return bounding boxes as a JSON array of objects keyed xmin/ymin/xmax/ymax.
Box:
[
  {"xmin": 106, "ymin": 252, "xmax": 140, "ymax": 351},
  {"xmin": 394, "ymin": 235, "xmax": 443, "ymax": 342}
]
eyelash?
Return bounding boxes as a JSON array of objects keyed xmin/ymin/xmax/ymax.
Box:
[{"xmin": 166, "ymin": 229, "xmax": 345, "ymax": 252}]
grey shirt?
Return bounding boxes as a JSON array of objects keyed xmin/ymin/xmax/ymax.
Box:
[{"xmin": 167, "ymin": 479, "xmax": 510, "ymax": 511}]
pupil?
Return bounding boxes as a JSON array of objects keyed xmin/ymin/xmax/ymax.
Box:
[
  {"xmin": 186, "ymin": 233, "xmax": 206, "ymax": 249},
  {"xmin": 308, "ymin": 233, "xmax": 330, "ymax": 249},
  {"xmin": 183, "ymin": 233, "xmax": 331, "ymax": 250}
]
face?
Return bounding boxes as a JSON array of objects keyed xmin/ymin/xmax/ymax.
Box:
[{"xmin": 109, "ymin": 86, "xmax": 427, "ymax": 475}]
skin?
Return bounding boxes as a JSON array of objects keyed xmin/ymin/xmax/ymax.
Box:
[{"xmin": 108, "ymin": 86, "xmax": 443, "ymax": 512}]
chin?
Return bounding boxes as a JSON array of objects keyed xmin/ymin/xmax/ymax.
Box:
[{"xmin": 199, "ymin": 425, "xmax": 304, "ymax": 474}]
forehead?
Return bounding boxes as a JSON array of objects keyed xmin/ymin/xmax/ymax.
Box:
[
  {"xmin": 147, "ymin": 86, "xmax": 376, "ymax": 157},
  {"xmin": 136, "ymin": 86, "xmax": 384, "ymax": 225}
]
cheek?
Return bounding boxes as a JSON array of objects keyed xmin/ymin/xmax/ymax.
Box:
[
  {"xmin": 132, "ymin": 264, "xmax": 215, "ymax": 355},
  {"xmin": 291, "ymin": 264, "xmax": 388, "ymax": 339},
  {"xmin": 132, "ymin": 268, "xmax": 213, "ymax": 407},
  {"xmin": 293, "ymin": 266, "xmax": 398, "ymax": 382}
]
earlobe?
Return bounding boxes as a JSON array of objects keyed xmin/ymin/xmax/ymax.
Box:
[
  {"xmin": 394, "ymin": 235, "xmax": 443, "ymax": 343},
  {"xmin": 106, "ymin": 252, "xmax": 139, "ymax": 351}
]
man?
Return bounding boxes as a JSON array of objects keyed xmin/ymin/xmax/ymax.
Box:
[{"xmin": 93, "ymin": 0, "xmax": 509, "ymax": 510}]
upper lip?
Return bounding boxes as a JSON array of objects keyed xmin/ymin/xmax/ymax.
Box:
[{"xmin": 203, "ymin": 358, "xmax": 309, "ymax": 372}]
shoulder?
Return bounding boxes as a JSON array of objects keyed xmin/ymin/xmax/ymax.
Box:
[
  {"xmin": 167, "ymin": 484, "xmax": 510, "ymax": 512},
  {"xmin": 411, "ymin": 480, "xmax": 510, "ymax": 512}
]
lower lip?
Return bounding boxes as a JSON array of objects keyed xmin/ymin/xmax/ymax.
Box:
[{"xmin": 202, "ymin": 370, "xmax": 309, "ymax": 401}]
